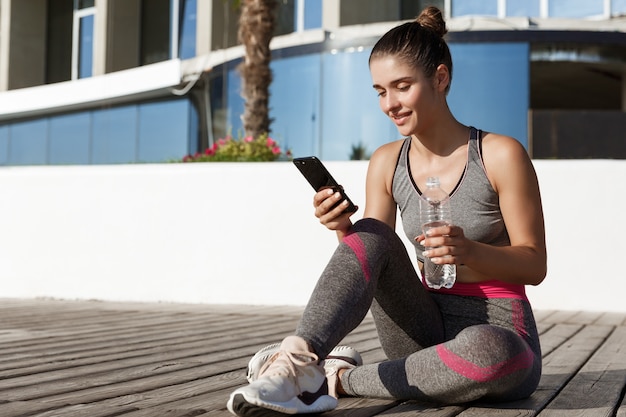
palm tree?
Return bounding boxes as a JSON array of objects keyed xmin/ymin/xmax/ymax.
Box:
[{"xmin": 237, "ymin": 0, "xmax": 278, "ymax": 139}]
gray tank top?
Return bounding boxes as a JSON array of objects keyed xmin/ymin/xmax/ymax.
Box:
[{"xmin": 392, "ymin": 127, "xmax": 510, "ymax": 263}]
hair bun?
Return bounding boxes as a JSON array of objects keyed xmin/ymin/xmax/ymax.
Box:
[{"xmin": 416, "ymin": 6, "xmax": 447, "ymax": 37}]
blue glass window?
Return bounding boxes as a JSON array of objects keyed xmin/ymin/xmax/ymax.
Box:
[
  {"xmin": 270, "ymin": 54, "xmax": 321, "ymax": 157},
  {"xmin": 320, "ymin": 49, "xmax": 395, "ymax": 160},
  {"xmin": 179, "ymin": 0, "xmax": 197, "ymax": 59},
  {"xmin": 226, "ymin": 67, "xmax": 245, "ymax": 137},
  {"xmin": 304, "ymin": 0, "xmax": 322, "ymax": 30},
  {"xmin": 0, "ymin": 97, "xmax": 198, "ymax": 166},
  {"xmin": 612, "ymin": 0, "xmax": 626, "ymax": 15},
  {"xmin": 448, "ymin": 42, "xmax": 529, "ymax": 148},
  {"xmin": 451, "ymin": 0, "xmax": 498, "ymax": 17},
  {"xmin": 79, "ymin": 14, "xmax": 94, "ymax": 78},
  {"xmin": 92, "ymin": 107, "xmax": 138, "ymax": 164},
  {"xmin": 49, "ymin": 113, "xmax": 91, "ymax": 164},
  {"xmin": 9, "ymin": 120, "xmax": 48, "ymax": 165},
  {"xmin": 506, "ymin": 0, "xmax": 540, "ymax": 17},
  {"xmin": 549, "ymin": 0, "xmax": 604, "ymax": 17},
  {"xmin": 138, "ymin": 100, "xmax": 191, "ymax": 162},
  {"xmin": 0, "ymin": 125, "xmax": 8, "ymax": 165}
]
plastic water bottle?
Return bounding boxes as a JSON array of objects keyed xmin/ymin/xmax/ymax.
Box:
[{"xmin": 419, "ymin": 177, "xmax": 456, "ymax": 289}]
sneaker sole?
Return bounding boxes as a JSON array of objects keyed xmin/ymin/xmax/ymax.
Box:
[
  {"xmin": 228, "ymin": 391, "xmax": 338, "ymax": 416},
  {"xmin": 228, "ymin": 393, "xmax": 285, "ymax": 416}
]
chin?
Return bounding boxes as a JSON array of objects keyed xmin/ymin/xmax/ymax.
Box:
[{"xmin": 397, "ymin": 127, "xmax": 415, "ymax": 137}]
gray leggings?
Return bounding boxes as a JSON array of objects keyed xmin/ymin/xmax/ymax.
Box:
[{"xmin": 296, "ymin": 218, "xmax": 542, "ymax": 404}]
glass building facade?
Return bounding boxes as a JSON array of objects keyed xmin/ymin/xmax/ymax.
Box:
[{"xmin": 1, "ymin": 0, "xmax": 625, "ymax": 165}]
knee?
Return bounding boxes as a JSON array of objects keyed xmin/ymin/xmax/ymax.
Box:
[
  {"xmin": 454, "ymin": 325, "xmax": 533, "ymax": 364},
  {"xmin": 349, "ymin": 218, "xmax": 401, "ymax": 246},
  {"xmin": 444, "ymin": 325, "xmax": 538, "ymax": 385},
  {"xmin": 351, "ymin": 218, "xmax": 394, "ymax": 234}
]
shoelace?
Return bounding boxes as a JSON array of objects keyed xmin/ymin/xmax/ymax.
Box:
[{"xmin": 259, "ymin": 349, "xmax": 319, "ymax": 381}]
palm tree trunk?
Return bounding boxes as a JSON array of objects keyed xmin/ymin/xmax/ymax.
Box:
[{"xmin": 237, "ymin": 0, "xmax": 277, "ymax": 139}]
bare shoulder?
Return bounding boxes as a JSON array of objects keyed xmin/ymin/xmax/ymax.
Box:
[
  {"xmin": 480, "ymin": 132, "xmax": 536, "ymax": 192},
  {"xmin": 481, "ymin": 131, "xmax": 529, "ymax": 162},
  {"xmin": 363, "ymin": 139, "xmax": 405, "ymax": 223},
  {"xmin": 369, "ymin": 139, "xmax": 406, "ymax": 168},
  {"xmin": 366, "ymin": 139, "xmax": 406, "ymax": 187}
]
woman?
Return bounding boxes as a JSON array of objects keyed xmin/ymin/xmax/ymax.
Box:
[{"xmin": 227, "ymin": 6, "xmax": 546, "ymax": 416}]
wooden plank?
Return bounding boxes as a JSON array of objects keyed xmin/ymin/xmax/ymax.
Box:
[
  {"xmin": 539, "ymin": 311, "xmax": 585, "ymax": 325},
  {"xmin": 532, "ymin": 310, "xmax": 557, "ymax": 322},
  {"xmin": 536, "ymin": 323, "xmax": 583, "ymax": 357},
  {"xmin": 0, "ymin": 299, "xmax": 623, "ymax": 417},
  {"xmin": 593, "ymin": 312, "xmax": 626, "ymax": 326},
  {"xmin": 379, "ymin": 402, "xmax": 466, "ymax": 416},
  {"xmin": 537, "ymin": 326, "xmax": 626, "ymax": 417},
  {"xmin": 327, "ymin": 397, "xmax": 401, "ymax": 417},
  {"xmin": 0, "ymin": 317, "xmax": 298, "ymax": 376}
]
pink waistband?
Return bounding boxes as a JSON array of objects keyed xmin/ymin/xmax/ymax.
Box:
[{"xmin": 424, "ymin": 279, "xmax": 528, "ymax": 300}]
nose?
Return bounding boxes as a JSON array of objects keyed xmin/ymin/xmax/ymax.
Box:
[{"xmin": 380, "ymin": 92, "xmax": 400, "ymax": 114}]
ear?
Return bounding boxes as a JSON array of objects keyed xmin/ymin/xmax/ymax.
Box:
[{"xmin": 434, "ymin": 64, "xmax": 450, "ymax": 92}]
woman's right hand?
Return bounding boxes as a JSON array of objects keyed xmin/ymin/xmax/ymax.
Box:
[{"xmin": 313, "ymin": 188, "xmax": 356, "ymax": 233}]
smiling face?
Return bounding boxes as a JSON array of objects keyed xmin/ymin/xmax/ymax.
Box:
[{"xmin": 370, "ymin": 56, "xmax": 447, "ymax": 137}]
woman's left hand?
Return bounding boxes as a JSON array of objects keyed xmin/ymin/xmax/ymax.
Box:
[{"xmin": 415, "ymin": 224, "xmax": 469, "ymax": 265}]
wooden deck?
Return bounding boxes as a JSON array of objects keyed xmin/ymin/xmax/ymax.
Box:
[{"xmin": 0, "ymin": 298, "xmax": 624, "ymax": 417}]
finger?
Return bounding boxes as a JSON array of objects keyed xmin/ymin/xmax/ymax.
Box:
[
  {"xmin": 326, "ymin": 198, "xmax": 350, "ymax": 218},
  {"xmin": 447, "ymin": 225, "xmax": 464, "ymax": 237},
  {"xmin": 423, "ymin": 243, "xmax": 455, "ymax": 258},
  {"xmin": 430, "ymin": 255, "xmax": 457, "ymax": 265},
  {"xmin": 322, "ymin": 191, "xmax": 345, "ymax": 213},
  {"xmin": 319, "ymin": 204, "xmax": 351, "ymax": 227},
  {"xmin": 313, "ymin": 188, "xmax": 335, "ymax": 208},
  {"xmin": 426, "ymin": 225, "xmax": 456, "ymax": 237}
]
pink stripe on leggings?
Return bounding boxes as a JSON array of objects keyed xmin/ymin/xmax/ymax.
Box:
[
  {"xmin": 436, "ymin": 344, "xmax": 534, "ymax": 382},
  {"xmin": 343, "ymin": 234, "xmax": 371, "ymax": 283}
]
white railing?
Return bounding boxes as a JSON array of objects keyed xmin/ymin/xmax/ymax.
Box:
[{"xmin": 0, "ymin": 159, "xmax": 624, "ymax": 312}]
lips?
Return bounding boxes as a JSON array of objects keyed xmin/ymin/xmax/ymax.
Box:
[{"xmin": 391, "ymin": 112, "xmax": 411, "ymax": 125}]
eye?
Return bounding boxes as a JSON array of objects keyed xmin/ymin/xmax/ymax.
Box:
[
  {"xmin": 375, "ymin": 89, "xmax": 386, "ymax": 97},
  {"xmin": 397, "ymin": 83, "xmax": 410, "ymax": 91}
]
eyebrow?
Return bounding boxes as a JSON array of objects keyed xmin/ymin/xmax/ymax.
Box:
[{"xmin": 372, "ymin": 76, "xmax": 414, "ymax": 89}]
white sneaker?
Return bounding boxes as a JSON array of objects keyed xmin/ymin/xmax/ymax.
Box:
[
  {"xmin": 227, "ymin": 336, "xmax": 338, "ymax": 416},
  {"xmin": 247, "ymin": 342, "xmax": 363, "ymax": 384}
]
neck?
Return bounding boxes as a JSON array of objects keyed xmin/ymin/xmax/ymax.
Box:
[{"xmin": 411, "ymin": 116, "xmax": 468, "ymax": 158}]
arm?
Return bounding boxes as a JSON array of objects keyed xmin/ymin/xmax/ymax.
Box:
[
  {"xmin": 421, "ymin": 134, "xmax": 547, "ymax": 285},
  {"xmin": 314, "ymin": 141, "xmax": 401, "ymax": 241},
  {"xmin": 362, "ymin": 143, "xmax": 400, "ymax": 229}
]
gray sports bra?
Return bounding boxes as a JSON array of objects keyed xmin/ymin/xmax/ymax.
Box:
[{"xmin": 392, "ymin": 127, "xmax": 510, "ymax": 263}]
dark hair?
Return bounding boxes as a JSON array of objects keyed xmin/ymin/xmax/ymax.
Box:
[{"xmin": 369, "ymin": 7, "xmax": 453, "ymax": 93}]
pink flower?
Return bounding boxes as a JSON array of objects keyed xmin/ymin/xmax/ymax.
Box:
[
  {"xmin": 218, "ymin": 138, "xmax": 227, "ymax": 146},
  {"xmin": 204, "ymin": 147, "xmax": 215, "ymax": 156},
  {"xmin": 271, "ymin": 146, "xmax": 281, "ymax": 155},
  {"xmin": 182, "ymin": 155, "xmax": 191, "ymax": 162},
  {"xmin": 244, "ymin": 136, "xmax": 254, "ymax": 143},
  {"xmin": 266, "ymin": 138, "xmax": 276, "ymax": 147}
]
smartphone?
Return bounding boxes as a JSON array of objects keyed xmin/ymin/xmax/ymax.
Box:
[{"xmin": 293, "ymin": 156, "xmax": 357, "ymax": 214}]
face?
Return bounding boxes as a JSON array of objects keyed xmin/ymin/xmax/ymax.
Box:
[{"xmin": 370, "ymin": 56, "xmax": 443, "ymax": 137}]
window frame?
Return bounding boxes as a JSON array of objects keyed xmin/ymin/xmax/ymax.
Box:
[{"xmin": 71, "ymin": 0, "xmax": 96, "ymax": 80}]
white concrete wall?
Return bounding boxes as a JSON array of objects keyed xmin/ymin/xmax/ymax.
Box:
[{"xmin": 1, "ymin": 160, "xmax": 624, "ymax": 312}]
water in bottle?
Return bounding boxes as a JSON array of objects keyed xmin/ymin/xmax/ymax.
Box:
[{"xmin": 419, "ymin": 176, "xmax": 456, "ymax": 289}]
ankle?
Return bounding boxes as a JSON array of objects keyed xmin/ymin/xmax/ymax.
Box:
[{"xmin": 336, "ymin": 368, "xmax": 348, "ymax": 396}]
